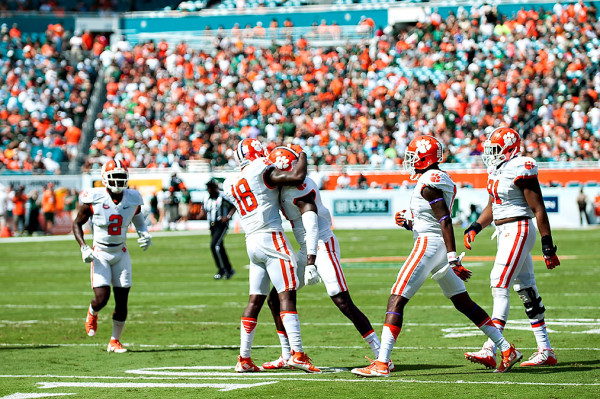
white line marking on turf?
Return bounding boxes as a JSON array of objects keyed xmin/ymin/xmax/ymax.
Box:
[
  {"xmin": 1, "ymin": 375, "xmax": 598, "ymax": 387},
  {"xmin": 0, "ymin": 394, "xmax": 75, "ymax": 399},
  {"xmin": 0, "ymin": 230, "xmax": 212, "ymax": 244},
  {"xmin": 36, "ymin": 382, "xmax": 277, "ymax": 392},
  {"xmin": 125, "ymin": 366, "xmax": 345, "ymax": 377}
]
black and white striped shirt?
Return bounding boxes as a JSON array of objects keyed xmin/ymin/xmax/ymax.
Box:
[{"xmin": 201, "ymin": 193, "xmax": 233, "ymax": 224}]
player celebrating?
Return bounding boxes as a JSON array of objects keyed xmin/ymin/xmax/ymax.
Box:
[
  {"xmin": 352, "ymin": 136, "xmax": 521, "ymax": 378},
  {"xmin": 73, "ymin": 159, "xmax": 152, "ymax": 353},
  {"xmin": 223, "ymin": 139, "xmax": 320, "ymax": 373},
  {"xmin": 464, "ymin": 127, "xmax": 559, "ymax": 368},
  {"xmin": 261, "ymin": 146, "xmax": 385, "ymax": 370}
]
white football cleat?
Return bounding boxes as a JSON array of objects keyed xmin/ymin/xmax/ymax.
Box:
[
  {"xmin": 520, "ymin": 348, "xmax": 557, "ymax": 367},
  {"xmin": 107, "ymin": 339, "xmax": 127, "ymax": 353},
  {"xmin": 465, "ymin": 346, "xmax": 497, "ymax": 369},
  {"xmin": 262, "ymin": 356, "xmax": 291, "ymax": 370}
]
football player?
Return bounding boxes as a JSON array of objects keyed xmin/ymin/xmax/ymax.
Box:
[
  {"xmin": 352, "ymin": 136, "xmax": 521, "ymax": 377},
  {"xmin": 73, "ymin": 159, "xmax": 152, "ymax": 353},
  {"xmin": 464, "ymin": 127, "xmax": 559, "ymax": 368},
  {"xmin": 260, "ymin": 146, "xmax": 387, "ymax": 371},
  {"xmin": 223, "ymin": 139, "xmax": 321, "ymax": 373}
]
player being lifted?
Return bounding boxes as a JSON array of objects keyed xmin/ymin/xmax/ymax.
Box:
[
  {"xmin": 223, "ymin": 139, "xmax": 320, "ymax": 373},
  {"xmin": 464, "ymin": 127, "xmax": 559, "ymax": 368},
  {"xmin": 73, "ymin": 159, "xmax": 152, "ymax": 353},
  {"xmin": 352, "ymin": 136, "xmax": 521, "ymax": 377},
  {"xmin": 260, "ymin": 146, "xmax": 387, "ymax": 370}
]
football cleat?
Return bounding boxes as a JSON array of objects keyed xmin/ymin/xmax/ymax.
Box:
[
  {"xmin": 388, "ymin": 359, "xmax": 395, "ymax": 373},
  {"xmin": 107, "ymin": 339, "xmax": 127, "ymax": 353},
  {"xmin": 85, "ymin": 309, "xmax": 98, "ymax": 337},
  {"xmin": 351, "ymin": 359, "xmax": 390, "ymax": 378},
  {"xmin": 214, "ymin": 273, "xmax": 223, "ymax": 280},
  {"xmin": 495, "ymin": 343, "xmax": 522, "ymax": 373},
  {"xmin": 520, "ymin": 348, "xmax": 557, "ymax": 367},
  {"xmin": 464, "ymin": 347, "xmax": 497, "ymax": 369},
  {"xmin": 225, "ymin": 269, "xmax": 236, "ymax": 280},
  {"xmin": 262, "ymin": 356, "xmax": 291, "ymax": 370},
  {"xmin": 235, "ymin": 355, "xmax": 261, "ymax": 372},
  {"xmin": 287, "ymin": 350, "xmax": 321, "ymax": 373}
]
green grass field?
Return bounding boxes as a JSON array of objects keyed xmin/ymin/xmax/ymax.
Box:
[{"xmin": 0, "ymin": 227, "xmax": 599, "ymax": 398}]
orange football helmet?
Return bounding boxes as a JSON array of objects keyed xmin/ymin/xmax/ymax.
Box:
[
  {"xmin": 482, "ymin": 127, "xmax": 522, "ymax": 168},
  {"xmin": 404, "ymin": 136, "xmax": 444, "ymax": 179},
  {"xmin": 268, "ymin": 146, "xmax": 299, "ymax": 171},
  {"xmin": 234, "ymin": 138, "xmax": 267, "ymax": 168},
  {"xmin": 101, "ymin": 159, "xmax": 129, "ymax": 193}
]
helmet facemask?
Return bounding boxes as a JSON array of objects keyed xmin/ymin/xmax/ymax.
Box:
[
  {"xmin": 403, "ymin": 150, "xmax": 419, "ymax": 180},
  {"xmin": 103, "ymin": 171, "xmax": 129, "ymax": 193},
  {"xmin": 482, "ymin": 140, "xmax": 506, "ymax": 168}
]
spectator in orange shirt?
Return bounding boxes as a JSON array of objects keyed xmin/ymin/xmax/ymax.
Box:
[
  {"xmin": 42, "ymin": 183, "xmax": 56, "ymax": 235},
  {"xmin": 12, "ymin": 185, "xmax": 27, "ymax": 235}
]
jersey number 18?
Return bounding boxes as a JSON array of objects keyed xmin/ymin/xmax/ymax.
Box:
[{"xmin": 231, "ymin": 178, "xmax": 258, "ymax": 216}]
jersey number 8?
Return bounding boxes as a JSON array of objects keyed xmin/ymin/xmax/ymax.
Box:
[{"xmin": 231, "ymin": 178, "xmax": 258, "ymax": 216}]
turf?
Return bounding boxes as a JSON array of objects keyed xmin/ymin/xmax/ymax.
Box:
[{"xmin": 0, "ymin": 227, "xmax": 599, "ymax": 398}]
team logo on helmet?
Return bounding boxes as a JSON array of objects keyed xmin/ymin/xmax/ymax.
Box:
[
  {"xmin": 273, "ymin": 156, "xmax": 290, "ymax": 170},
  {"xmin": 415, "ymin": 139, "xmax": 432, "ymax": 154},
  {"xmin": 503, "ymin": 132, "xmax": 517, "ymax": 146}
]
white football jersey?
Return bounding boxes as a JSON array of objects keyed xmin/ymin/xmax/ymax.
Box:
[
  {"xmin": 488, "ymin": 156, "xmax": 537, "ymax": 220},
  {"xmin": 223, "ymin": 157, "xmax": 283, "ymax": 235},
  {"xmin": 410, "ymin": 169, "xmax": 457, "ymax": 237},
  {"xmin": 280, "ymin": 177, "xmax": 334, "ymax": 246},
  {"xmin": 80, "ymin": 188, "xmax": 144, "ymax": 245}
]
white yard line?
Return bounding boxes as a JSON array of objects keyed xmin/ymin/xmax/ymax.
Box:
[
  {"xmin": 0, "ymin": 375, "xmax": 595, "ymax": 388},
  {"xmin": 0, "ymin": 394, "xmax": 75, "ymax": 399},
  {"xmin": 36, "ymin": 381, "xmax": 277, "ymax": 392},
  {"xmin": 0, "ymin": 230, "xmax": 210, "ymax": 244}
]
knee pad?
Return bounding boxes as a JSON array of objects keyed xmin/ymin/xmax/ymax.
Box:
[
  {"xmin": 517, "ymin": 286, "xmax": 545, "ymax": 320},
  {"xmin": 491, "ymin": 287, "xmax": 510, "ymax": 322}
]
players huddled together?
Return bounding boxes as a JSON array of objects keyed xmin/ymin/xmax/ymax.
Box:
[{"xmin": 74, "ymin": 127, "xmax": 559, "ymax": 375}]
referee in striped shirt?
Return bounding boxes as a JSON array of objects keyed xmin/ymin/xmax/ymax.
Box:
[{"xmin": 200, "ymin": 180, "xmax": 236, "ymax": 280}]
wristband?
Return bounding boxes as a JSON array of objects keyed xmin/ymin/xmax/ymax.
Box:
[
  {"xmin": 471, "ymin": 221, "xmax": 483, "ymax": 234},
  {"xmin": 447, "ymin": 251, "xmax": 458, "ymax": 262},
  {"xmin": 429, "ymin": 198, "xmax": 444, "ymax": 205},
  {"xmin": 438, "ymin": 215, "xmax": 450, "ymax": 223},
  {"xmin": 541, "ymin": 235, "xmax": 553, "ymax": 247}
]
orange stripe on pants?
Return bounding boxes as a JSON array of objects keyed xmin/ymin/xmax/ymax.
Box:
[
  {"xmin": 391, "ymin": 237, "xmax": 421, "ymax": 294},
  {"xmin": 327, "ymin": 237, "xmax": 348, "ymax": 292},
  {"xmin": 393, "ymin": 237, "xmax": 428, "ymax": 296},
  {"xmin": 272, "ymin": 232, "xmax": 290, "ymax": 291},
  {"xmin": 278, "ymin": 232, "xmax": 296, "ymax": 289},
  {"xmin": 496, "ymin": 221, "xmax": 525, "ymax": 288}
]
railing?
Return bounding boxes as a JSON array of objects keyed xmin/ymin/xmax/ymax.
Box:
[{"xmin": 123, "ymin": 24, "xmax": 373, "ymax": 48}]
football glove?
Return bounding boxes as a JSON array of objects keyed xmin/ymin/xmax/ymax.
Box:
[
  {"xmin": 463, "ymin": 221, "xmax": 482, "ymax": 250},
  {"xmin": 395, "ymin": 210, "xmax": 413, "ymax": 230},
  {"xmin": 137, "ymin": 231, "xmax": 153, "ymax": 251},
  {"xmin": 541, "ymin": 235, "xmax": 560, "ymax": 269},
  {"xmin": 81, "ymin": 245, "xmax": 94, "ymax": 263},
  {"xmin": 304, "ymin": 265, "xmax": 321, "ymax": 286},
  {"xmin": 448, "ymin": 251, "xmax": 471, "ymax": 281}
]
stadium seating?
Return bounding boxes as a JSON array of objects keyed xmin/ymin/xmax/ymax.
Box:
[{"xmin": 0, "ymin": 25, "xmax": 98, "ymax": 174}]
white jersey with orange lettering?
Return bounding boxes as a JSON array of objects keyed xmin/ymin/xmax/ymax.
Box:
[
  {"xmin": 280, "ymin": 177, "xmax": 334, "ymax": 245},
  {"xmin": 487, "ymin": 156, "xmax": 537, "ymax": 220},
  {"xmin": 80, "ymin": 187, "xmax": 143, "ymax": 246},
  {"xmin": 410, "ymin": 169, "xmax": 457, "ymax": 237},
  {"xmin": 223, "ymin": 157, "xmax": 283, "ymax": 235},
  {"xmin": 223, "ymin": 157, "xmax": 298, "ymax": 295}
]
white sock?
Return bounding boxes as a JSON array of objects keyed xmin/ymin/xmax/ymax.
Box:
[
  {"xmin": 111, "ymin": 320, "xmax": 125, "ymax": 341},
  {"xmin": 240, "ymin": 317, "xmax": 257, "ymax": 358},
  {"xmin": 363, "ymin": 330, "xmax": 381, "ymax": 358},
  {"xmin": 280, "ymin": 311, "xmax": 302, "ymax": 353},
  {"xmin": 483, "ymin": 319, "xmax": 506, "ymax": 353},
  {"xmin": 89, "ymin": 304, "xmax": 98, "ymax": 316},
  {"xmin": 531, "ymin": 319, "xmax": 552, "ymax": 350},
  {"xmin": 377, "ymin": 324, "xmax": 400, "ymax": 363},
  {"xmin": 277, "ymin": 330, "xmax": 291, "ymax": 360},
  {"xmin": 478, "ymin": 317, "xmax": 509, "ymax": 352}
]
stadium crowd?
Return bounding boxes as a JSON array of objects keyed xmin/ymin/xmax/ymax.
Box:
[
  {"xmin": 86, "ymin": 2, "xmax": 600, "ymax": 171},
  {"xmin": 0, "ymin": 23, "xmax": 101, "ymax": 174},
  {"xmin": 3, "ymin": 3, "xmax": 600, "ymax": 175}
]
